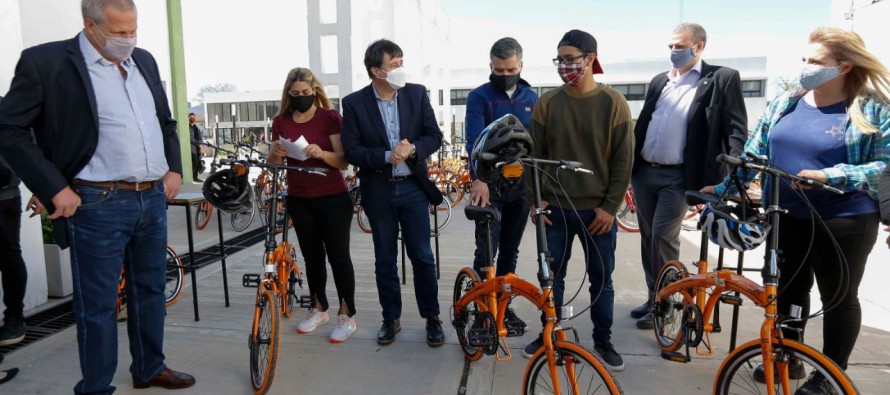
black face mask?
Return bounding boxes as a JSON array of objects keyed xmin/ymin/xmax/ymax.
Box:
[
  {"xmin": 289, "ymin": 94, "xmax": 315, "ymax": 113},
  {"xmin": 489, "ymin": 73, "xmax": 521, "ymax": 93}
]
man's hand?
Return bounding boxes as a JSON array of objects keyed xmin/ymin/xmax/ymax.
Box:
[
  {"xmin": 469, "ymin": 179, "xmax": 490, "ymax": 207},
  {"xmin": 530, "ymin": 200, "xmax": 552, "ymax": 226},
  {"xmin": 390, "ymin": 139, "xmax": 413, "ymax": 165},
  {"xmin": 587, "ymin": 208, "xmax": 614, "ymax": 236},
  {"xmin": 48, "ymin": 187, "xmax": 81, "ymax": 219},
  {"xmin": 162, "ymin": 172, "xmax": 182, "ymax": 200},
  {"xmin": 27, "ymin": 195, "xmax": 45, "ymax": 218}
]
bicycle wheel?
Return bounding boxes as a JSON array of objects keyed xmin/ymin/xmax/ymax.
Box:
[
  {"xmin": 523, "ymin": 340, "xmax": 623, "ymax": 395},
  {"xmin": 438, "ymin": 179, "xmax": 461, "ymax": 207},
  {"xmin": 194, "ymin": 202, "xmax": 212, "ymax": 230},
  {"xmin": 713, "ymin": 339, "xmax": 858, "ymax": 395},
  {"xmin": 231, "ymin": 200, "xmax": 257, "ymax": 232},
  {"xmin": 357, "ymin": 206, "xmax": 372, "ymax": 234},
  {"xmin": 451, "ymin": 268, "xmax": 484, "ymax": 361},
  {"xmin": 430, "ymin": 195, "xmax": 452, "ymax": 233},
  {"xmin": 281, "ymin": 246, "xmax": 301, "ymax": 318},
  {"xmin": 652, "ymin": 260, "xmax": 691, "ymax": 352},
  {"xmin": 249, "ymin": 288, "xmax": 280, "ymax": 395},
  {"xmin": 164, "ymin": 246, "xmax": 185, "ymax": 307},
  {"xmin": 615, "ymin": 192, "xmax": 639, "ymax": 233}
]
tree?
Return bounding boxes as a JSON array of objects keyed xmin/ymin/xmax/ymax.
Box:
[
  {"xmin": 191, "ymin": 83, "xmax": 237, "ymax": 104},
  {"xmin": 772, "ymin": 75, "xmax": 800, "ymax": 95}
]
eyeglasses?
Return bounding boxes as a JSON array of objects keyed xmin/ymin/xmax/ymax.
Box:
[{"xmin": 552, "ymin": 53, "xmax": 588, "ymax": 66}]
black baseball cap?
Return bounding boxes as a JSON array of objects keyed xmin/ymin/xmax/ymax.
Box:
[{"xmin": 558, "ymin": 29, "xmax": 603, "ymax": 74}]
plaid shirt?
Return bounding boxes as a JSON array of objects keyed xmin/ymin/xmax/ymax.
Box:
[{"xmin": 715, "ymin": 91, "xmax": 890, "ymax": 201}]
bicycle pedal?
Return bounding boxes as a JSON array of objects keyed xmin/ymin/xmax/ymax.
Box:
[
  {"xmin": 242, "ymin": 273, "xmax": 261, "ymax": 288},
  {"xmin": 504, "ymin": 322, "xmax": 526, "ymax": 337},
  {"xmin": 719, "ymin": 294, "xmax": 743, "ymax": 306},
  {"xmin": 660, "ymin": 350, "xmax": 690, "ymax": 363},
  {"xmin": 298, "ymin": 295, "xmax": 312, "ymax": 309}
]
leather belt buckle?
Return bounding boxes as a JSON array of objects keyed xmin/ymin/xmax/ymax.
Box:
[{"xmin": 389, "ymin": 175, "xmax": 410, "ymax": 182}]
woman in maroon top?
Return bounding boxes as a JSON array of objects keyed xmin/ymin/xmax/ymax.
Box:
[{"xmin": 268, "ymin": 67, "xmax": 357, "ymax": 343}]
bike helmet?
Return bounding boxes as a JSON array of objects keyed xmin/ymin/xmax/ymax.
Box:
[
  {"xmin": 698, "ymin": 203, "xmax": 770, "ymax": 252},
  {"xmin": 471, "ymin": 114, "xmax": 534, "ymax": 185},
  {"xmin": 202, "ymin": 164, "xmax": 253, "ymax": 213}
]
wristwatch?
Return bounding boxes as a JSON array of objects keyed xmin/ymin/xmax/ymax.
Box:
[{"xmin": 409, "ymin": 144, "xmax": 417, "ymax": 158}]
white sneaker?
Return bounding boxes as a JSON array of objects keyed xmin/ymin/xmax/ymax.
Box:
[
  {"xmin": 329, "ymin": 314, "xmax": 357, "ymax": 343},
  {"xmin": 296, "ymin": 308, "xmax": 329, "ymax": 334}
]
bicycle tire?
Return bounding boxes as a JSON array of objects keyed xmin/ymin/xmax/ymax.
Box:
[
  {"xmin": 231, "ymin": 200, "xmax": 257, "ymax": 232},
  {"xmin": 652, "ymin": 260, "xmax": 691, "ymax": 352},
  {"xmin": 281, "ymin": 246, "xmax": 300, "ymax": 318},
  {"xmin": 522, "ymin": 340, "xmax": 623, "ymax": 395},
  {"xmin": 249, "ymin": 288, "xmax": 280, "ymax": 395},
  {"xmin": 615, "ymin": 194, "xmax": 639, "ymax": 233},
  {"xmin": 164, "ymin": 246, "xmax": 185, "ymax": 307},
  {"xmin": 194, "ymin": 202, "xmax": 212, "ymax": 230},
  {"xmin": 713, "ymin": 339, "xmax": 858, "ymax": 395},
  {"xmin": 451, "ymin": 268, "xmax": 484, "ymax": 361},
  {"xmin": 357, "ymin": 206, "xmax": 372, "ymax": 234},
  {"xmin": 438, "ymin": 179, "xmax": 462, "ymax": 207},
  {"xmin": 430, "ymin": 195, "xmax": 452, "ymax": 233}
]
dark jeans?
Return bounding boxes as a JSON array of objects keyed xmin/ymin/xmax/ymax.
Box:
[
  {"xmin": 631, "ymin": 166, "xmax": 687, "ymax": 299},
  {"xmin": 472, "ymin": 186, "xmax": 528, "ymax": 276},
  {"xmin": 0, "ymin": 195, "xmax": 27, "ymax": 322},
  {"xmin": 287, "ymin": 192, "xmax": 356, "ymax": 316},
  {"xmin": 67, "ymin": 184, "xmax": 168, "ymax": 395},
  {"xmin": 191, "ymin": 152, "xmax": 201, "ymax": 178},
  {"xmin": 364, "ymin": 179, "xmax": 439, "ymax": 321},
  {"xmin": 778, "ymin": 213, "xmax": 878, "ymax": 370},
  {"xmin": 544, "ymin": 206, "xmax": 617, "ymax": 344}
]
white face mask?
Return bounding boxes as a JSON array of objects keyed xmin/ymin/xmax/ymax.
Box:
[
  {"xmin": 799, "ymin": 64, "xmax": 841, "ymax": 91},
  {"xmin": 380, "ymin": 66, "xmax": 406, "ymax": 90},
  {"xmin": 90, "ymin": 23, "xmax": 137, "ymax": 61}
]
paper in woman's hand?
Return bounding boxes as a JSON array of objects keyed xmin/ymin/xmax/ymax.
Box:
[{"xmin": 280, "ymin": 136, "xmax": 309, "ymax": 160}]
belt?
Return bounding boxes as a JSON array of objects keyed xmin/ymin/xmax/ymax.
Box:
[
  {"xmin": 72, "ymin": 179, "xmax": 160, "ymax": 191},
  {"xmin": 646, "ymin": 162, "xmax": 683, "ymax": 169},
  {"xmin": 388, "ymin": 175, "xmax": 412, "ymax": 182}
]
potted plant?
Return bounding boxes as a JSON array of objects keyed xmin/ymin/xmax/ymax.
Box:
[{"xmin": 42, "ymin": 213, "xmax": 73, "ymax": 297}]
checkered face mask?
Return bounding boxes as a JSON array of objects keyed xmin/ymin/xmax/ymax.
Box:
[{"xmin": 557, "ymin": 60, "xmax": 587, "ymax": 86}]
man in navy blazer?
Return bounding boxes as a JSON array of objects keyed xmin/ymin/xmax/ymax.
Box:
[
  {"xmin": 0, "ymin": 1, "xmax": 194, "ymax": 393},
  {"xmin": 341, "ymin": 39, "xmax": 445, "ymax": 347},
  {"xmin": 629, "ymin": 23, "xmax": 748, "ymax": 329}
]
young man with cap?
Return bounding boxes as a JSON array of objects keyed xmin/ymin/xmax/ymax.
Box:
[
  {"xmin": 629, "ymin": 23, "xmax": 747, "ymax": 329},
  {"xmin": 465, "ymin": 37, "xmax": 538, "ymax": 335},
  {"xmin": 521, "ymin": 29, "xmax": 634, "ymax": 372}
]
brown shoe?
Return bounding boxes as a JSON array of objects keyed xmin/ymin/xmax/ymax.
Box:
[{"xmin": 133, "ymin": 367, "xmax": 195, "ymax": 389}]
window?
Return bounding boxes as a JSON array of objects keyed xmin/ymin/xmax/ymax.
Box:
[
  {"xmin": 612, "ymin": 84, "xmax": 646, "ymax": 101},
  {"xmin": 248, "ymin": 102, "xmax": 258, "ymax": 121},
  {"xmin": 266, "ymin": 101, "xmax": 280, "ymax": 118},
  {"xmin": 742, "ymin": 80, "xmax": 764, "ymax": 98},
  {"xmin": 222, "ymin": 103, "xmax": 231, "ymax": 121},
  {"xmin": 450, "ymin": 89, "xmax": 471, "ymax": 105},
  {"xmin": 320, "ymin": 35, "xmax": 339, "ymax": 74},
  {"xmin": 439, "ymin": 90, "xmax": 444, "ymax": 106},
  {"xmin": 239, "ymin": 103, "xmax": 249, "ymax": 121}
]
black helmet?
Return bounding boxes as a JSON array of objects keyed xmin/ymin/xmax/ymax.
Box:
[
  {"xmin": 202, "ymin": 165, "xmax": 252, "ymax": 213},
  {"xmin": 470, "ymin": 114, "xmax": 534, "ymax": 184}
]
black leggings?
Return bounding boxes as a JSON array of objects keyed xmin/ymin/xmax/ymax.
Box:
[
  {"xmin": 0, "ymin": 195, "xmax": 27, "ymax": 321},
  {"xmin": 777, "ymin": 213, "xmax": 878, "ymax": 370},
  {"xmin": 287, "ymin": 192, "xmax": 356, "ymax": 316}
]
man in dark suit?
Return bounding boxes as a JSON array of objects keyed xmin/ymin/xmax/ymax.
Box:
[
  {"xmin": 341, "ymin": 39, "xmax": 445, "ymax": 347},
  {"xmin": 0, "ymin": 0, "xmax": 194, "ymax": 393},
  {"xmin": 630, "ymin": 23, "xmax": 748, "ymax": 329},
  {"xmin": 188, "ymin": 112, "xmax": 204, "ymax": 182}
]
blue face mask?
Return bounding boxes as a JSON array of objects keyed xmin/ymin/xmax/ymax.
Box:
[
  {"xmin": 670, "ymin": 48, "xmax": 696, "ymax": 69},
  {"xmin": 799, "ymin": 64, "xmax": 841, "ymax": 90}
]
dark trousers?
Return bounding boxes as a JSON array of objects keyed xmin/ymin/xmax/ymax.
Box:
[
  {"xmin": 544, "ymin": 206, "xmax": 617, "ymax": 344},
  {"xmin": 0, "ymin": 195, "xmax": 27, "ymax": 321},
  {"xmin": 472, "ymin": 186, "xmax": 528, "ymax": 276},
  {"xmin": 631, "ymin": 166, "xmax": 687, "ymax": 300},
  {"xmin": 287, "ymin": 192, "xmax": 356, "ymax": 316},
  {"xmin": 364, "ymin": 179, "xmax": 439, "ymax": 321},
  {"xmin": 778, "ymin": 213, "xmax": 878, "ymax": 370},
  {"xmin": 191, "ymin": 151, "xmax": 201, "ymax": 178}
]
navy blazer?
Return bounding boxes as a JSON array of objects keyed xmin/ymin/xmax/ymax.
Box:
[
  {"xmin": 0, "ymin": 35, "xmax": 181, "ymax": 248},
  {"xmin": 341, "ymin": 83, "xmax": 443, "ymax": 214},
  {"xmin": 632, "ymin": 61, "xmax": 748, "ymax": 191}
]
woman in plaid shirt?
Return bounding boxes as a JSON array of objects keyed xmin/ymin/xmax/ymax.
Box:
[{"xmin": 704, "ymin": 26, "xmax": 890, "ymax": 393}]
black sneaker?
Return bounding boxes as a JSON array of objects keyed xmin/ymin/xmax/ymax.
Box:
[
  {"xmin": 504, "ymin": 308, "xmax": 527, "ymax": 337},
  {"xmin": 752, "ymin": 358, "xmax": 807, "ymax": 383},
  {"xmin": 795, "ymin": 371, "xmax": 838, "ymax": 395},
  {"xmin": 594, "ymin": 342, "xmax": 625, "ymax": 372},
  {"xmin": 522, "ymin": 334, "xmax": 544, "ymax": 359},
  {"xmin": 0, "ymin": 319, "xmax": 25, "ymax": 346}
]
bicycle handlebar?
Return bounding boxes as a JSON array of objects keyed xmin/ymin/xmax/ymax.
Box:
[
  {"xmin": 472, "ymin": 152, "xmax": 593, "ymax": 175},
  {"xmin": 219, "ymin": 158, "xmax": 328, "ymax": 176},
  {"xmin": 717, "ymin": 154, "xmax": 843, "ymax": 195}
]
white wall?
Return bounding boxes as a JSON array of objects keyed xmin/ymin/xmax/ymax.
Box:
[{"xmin": 0, "ymin": 1, "xmax": 24, "ymax": 96}]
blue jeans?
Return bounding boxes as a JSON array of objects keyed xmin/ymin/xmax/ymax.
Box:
[
  {"xmin": 67, "ymin": 183, "xmax": 168, "ymax": 395},
  {"xmin": 472, "ymin": 186, "xmax": 528, "ymax": 277},
  {"xmin": 365, "ymin": 179, "xmax": 439, "ymax": 320},
  {"xmin": 544, "ymin": 206, "xmax": 617, "ymax": 344}
]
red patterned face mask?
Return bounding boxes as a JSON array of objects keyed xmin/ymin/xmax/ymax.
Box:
[{"xmin": 558, "ymin": 61, "xmax": 587, "ymax": 86}]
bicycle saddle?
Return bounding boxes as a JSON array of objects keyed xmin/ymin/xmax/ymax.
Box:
[
  {"xmin": 685, "ymin": 190, "xmax": 721, "ymax": 206},
  {"xmin": 464, "ymin": 205, "xmax": 501, "ymax": 223}
]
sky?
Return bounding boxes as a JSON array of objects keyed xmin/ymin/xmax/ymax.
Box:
[{"xmin": 179, "ymin": 0, "xmax": 835, "ymax": 103}]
